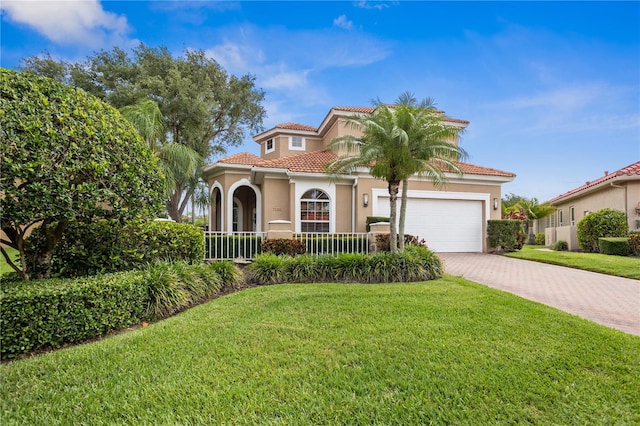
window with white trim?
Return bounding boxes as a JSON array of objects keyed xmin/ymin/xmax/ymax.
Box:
[
  {"xmin": 300, "ymin": 189, "xmax": 329, "ymax": 232},
  {"xmin": 289, "ymin": 136, "xmax": 305, "ymax": 150},
  {"xmin": 570, "ymin": 206, "xmax": 575, "ymax": 226},
  {"xmin": 265, "ymin": 138, "xmax": 274, "ymax": 154}
]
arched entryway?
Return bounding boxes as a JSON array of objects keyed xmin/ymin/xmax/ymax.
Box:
[
  {"xmin": 227, "ymin": 180, "xmax": 261, "ymax": 233},
  {"xmin": 210, "ymin": 186, "xmax": 223, "ymax": 232}
]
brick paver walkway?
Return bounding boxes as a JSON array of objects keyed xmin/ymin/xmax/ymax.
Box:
[{"xmin": 438, "ymin": 253, "xmax": 640, "ymax": 336}]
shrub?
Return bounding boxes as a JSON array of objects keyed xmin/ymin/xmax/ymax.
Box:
[
  {"xmin": 26, "ymin": 220, "xmax": 204, "ymax": 278},
  {"xmin": 143, "ymin": 260, "xmax": 235, "ymax": 321},
  {"xmin": 553, "ymin": 240, "xmax": 569, "ymax": 251},
  {"xmin": 629, "ymin": 232, "xmax": 640, "ymax": 256},
  {"xmin": 0, "ymin": 271, "xmax": 148, "ymax": 360},
  {"xmin": 0, "ymin": 69, "xmax": 164, "ymax": 280},
  {"xmin": 577, "ymin": 209, "xmax": 628, "ymax": 253},
  {"xmin": 261, "ymin": 239, "xmax": 307, "ymax": 256},
  {"xmin": 598, "ymin": 238, "xmax": 631, "ymax": 256},
  {"xmin": 248, "ymin": 246, "xmax": 442, "ymax": 285},
  {"xmin": 535, "ymin": 233, "xmax": 546, "ymax": 246},
  {"xmin": 487, "ymin": 220, "xmax": 524, "ymax": 252}
]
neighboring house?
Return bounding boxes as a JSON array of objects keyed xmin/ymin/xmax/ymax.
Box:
[
  {"xmin": 203, "ymin": 106, "xmax": 515, "ymax": 252},
  {"xmin": 540, "ymin": 161, "xmax": 640, "ymax": 250}
]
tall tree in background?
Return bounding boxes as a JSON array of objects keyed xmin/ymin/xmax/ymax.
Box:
[{"xmin": 20, "ymin": 45, "xmax": 266, "ymax": 221}]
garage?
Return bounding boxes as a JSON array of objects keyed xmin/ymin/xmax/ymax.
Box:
[{"xmin": 375, "ymin": 195, "xmax": 484, "ymax": 252}]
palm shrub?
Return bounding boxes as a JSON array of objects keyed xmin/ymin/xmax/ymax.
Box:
[
  {"xmin": 535, "ymin": 233, "xmax": 546, "ymax": 245},
  {"xmin": 247, "ymin": 254, "xmax": 289, "ymax": 285},
  {"xmin": 577, "ymin": 209, "xmax": 628, "ymax": 253},
  {"xmin": 210, "ymin": 261, "xmax": 244, "ymax": 289},
  {"xmin": 629, "ymin": 232, "xmax": 640, "ymax": 256}
]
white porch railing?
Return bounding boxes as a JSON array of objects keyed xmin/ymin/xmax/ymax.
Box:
[
  {"xmin": 295, "ymin": 233, "xmax": 369, "ymax": 256},
  {"xmin": 205, "ymin": 232, "xmax": 266, "ymax": 260},
  {"xmin": 204, "ymin": 232, "xmax": 370, "ymax": 260}
]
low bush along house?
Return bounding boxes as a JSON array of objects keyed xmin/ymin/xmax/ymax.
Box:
[
  {"xmin": 537, "ymin": 161, "xmax": 640, "ymax": 250},
  {"xmin": 203, "ymin": 106, "xmax": 515, "ymax": 253}
]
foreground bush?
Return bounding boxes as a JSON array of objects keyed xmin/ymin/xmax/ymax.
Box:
[
  {"xmin": 628, "ymin": 232, "xmax": 640, "ymax": 256},
  {"xmin": 247, "ymin": 246, "xmax": 442, "ymax": 285},
  {"xmin": 487, "ymin": 220, "xmax": 524, "ymax": 252},
  {"xmin": 27, "ymin": 220, "xmax": 204, "ymax": 278},
  {"xmin": 577, "ymin": 208, "xmax": 628, "ymax": 253},
  {"xmin": 261, "ymin": 238, "xmax": 307, "ymax": 256},
  {"xmin": 0, "ymin": 261, "xmax": 241, "ymax": 360},
  {"xmin": 0, "ymin": 272, "xmax": 147, "ymax": 360}
]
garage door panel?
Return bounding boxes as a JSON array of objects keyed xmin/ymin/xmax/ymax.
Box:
[{"xmin": 376, "ymin": 197, "xmax": 483, "ymax": 252}]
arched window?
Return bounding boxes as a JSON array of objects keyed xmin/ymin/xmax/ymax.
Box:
[{"xmin": 300, "ymin": 189, "xmax": 330, "ymax": 233}]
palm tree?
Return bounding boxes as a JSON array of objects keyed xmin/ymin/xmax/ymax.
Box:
[
  {"xmin": 326, "ymin": 105, "xmax": 414, "ymax": 252},
  {"xmin": 515, "ymin": 198, "xmax": 556, "ymax": 244},
  {"xmin": 327, "ymin": 94, "xmax": 467, "ymax": 252},
  {"xmin": 390, "ymin": 92, "xmax": 467, "ymax": 250},
  {"xmin": 120, "ymin": 99, "xmax": 204, "ymax": 221}
]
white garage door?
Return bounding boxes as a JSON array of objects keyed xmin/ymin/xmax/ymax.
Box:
[{"xmin": 376, "ymin": 197, "xmax": 483, "ymax": 252}]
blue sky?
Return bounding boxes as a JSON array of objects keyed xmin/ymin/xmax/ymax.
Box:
[{"xmin": 2, "ymin": 1, "xmax": 638, "ymax": 201}]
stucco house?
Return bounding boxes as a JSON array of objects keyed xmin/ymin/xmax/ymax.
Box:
[
  {"xmin": 203, "ymin": 106, "xmax": 515, "ymax": 252},
  {"xmin": 540, "ymin": 161, "xmax": 640, "ymax": 250}
]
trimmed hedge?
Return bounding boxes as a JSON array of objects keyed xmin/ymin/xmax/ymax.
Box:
[
  {"xmin": 247, "ymin": 245, "xmax": 442, "ymax": 285},
  {"xmin": 375, "ymin": 233, "xmax": 427, "ymax": 252},
  {"xmin": 27, "ymin": 220, "xmax": 204, "ymax": 278},
  {"xmin": 0, "ymin": 271, "xmax": 147, "ymax": 360},
  {"xmin": 598, "ymin": 238, "xmax": 631, "ymax": 256},
  {"xmin": 0, "ymin": 261, "xmax": 242, "ymax": 360},
  {"xmin": 487, "ymin": 220, "xmax": 524, "ymax": 252}
]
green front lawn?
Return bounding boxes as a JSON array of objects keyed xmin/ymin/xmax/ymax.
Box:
[
  {"xmin": 0, "ymin": 247, "xmax": 18, "ymax": 276},
  {"xmin": 2, "ymin": 278, "xmax": 638, "ymax": 424},
  {"xmin": 506, "ymin": 245, "xmax": 640, "ymax": 279}
]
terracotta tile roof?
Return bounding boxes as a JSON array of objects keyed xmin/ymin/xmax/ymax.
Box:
[
  {"xmin": 215, "ymin": 151, "xmax": 514, "ymax": 178},
  {"xmin": 550, "ymin": 161, "xmax": 640, "ymax": 203},
  {"xmin": 274, "ymin": 122, "xmax": 318, "ymax": 132},
  {"xmin": 256, "ymin": 149, "xmax": 338, "ymax": 173},
  {"xmin": 332, "ymin": 106, "xmax": 469, "ymax": 125},
  {"xmin": 455, "ymin": 162, "xmax": 516, "ymax": 178},
  {"xmin": 217, "ymin": 152, "xmax": 262, "ymax": 165}
]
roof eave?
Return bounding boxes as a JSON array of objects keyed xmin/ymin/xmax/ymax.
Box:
[{"xmin": 549, "ymin": 174, "xmax": 639, "ymax": 204}]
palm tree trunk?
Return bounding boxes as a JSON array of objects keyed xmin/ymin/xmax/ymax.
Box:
[
  {"xmin": 399, "ymin": 178, "xmax": 409, "ymax": 251},
  {"xmin": 388, "ymin": 180, "xmax": 400, "ymax": 253}
]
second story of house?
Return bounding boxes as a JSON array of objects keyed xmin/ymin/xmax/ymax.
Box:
[{"xmin": 253, "ymin": 106, "xmax": 470, "ymax": 161}]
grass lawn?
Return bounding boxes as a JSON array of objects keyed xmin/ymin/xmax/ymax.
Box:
[
  {"xmin": 0, "ymin": 247, "xmax": 19, "ymax": 276},
  {"xmin": 1, "ymin": 278, "xmax": 638, "ymax": 424},
  {"xmin": 505, "ymin": 245, "xmax": 640, "ymax": 280}
]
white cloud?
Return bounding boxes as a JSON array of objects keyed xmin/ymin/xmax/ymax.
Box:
[
  {"xmin": 354, "ymin": 1, "xmax": 395, "ymax": 11},
  {"xmin": 1, "ymin": 0, "xmax": 129, "ymax": 47},
  {"xmin": 333, "ymin": 15, "xmax": 353, "ymax": 30}
]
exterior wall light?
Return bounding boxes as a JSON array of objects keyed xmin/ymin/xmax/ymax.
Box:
[
  {"xmin": 363, "ymin": 193, "xmax": 369, "ymax": 207},
  {"xmin": 493, "ymin": 198, "xmax": 498, "ymax": 210}
]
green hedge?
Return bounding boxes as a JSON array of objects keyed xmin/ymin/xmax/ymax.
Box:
[
  {"xmin": 487, "ymin": 220, "xmax": 524, "ymax": 252},
  {"xmin": 629, "ymin": 232, "xmax": 640, "ymax": 256},
  {"xmin": 598, "ymin": 238, "xmax": 631, "ymax": 256},
  {"xmin": 0, "ymin": 271, "xmax": 147, "ymax": 360},
  {"xmin": 0, "ymin": 261, "xmax": 242, "ymax": 360},
  {"xmin": 26, "ymin": 220, "xmax": 205, "ymax": 278},
  {"xmin": 247, "ymin": 246, "xmax": 442, "ymax": 285}
]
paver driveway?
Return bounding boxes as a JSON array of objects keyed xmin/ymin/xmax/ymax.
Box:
[{"xmin": 438, "ymin": 253, "xmax": 640, "ymax": 336}]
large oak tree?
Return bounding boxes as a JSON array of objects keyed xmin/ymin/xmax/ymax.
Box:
[{"xmin": 21, "ymin": 45, "xmax": 266, "ymax": 220}]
